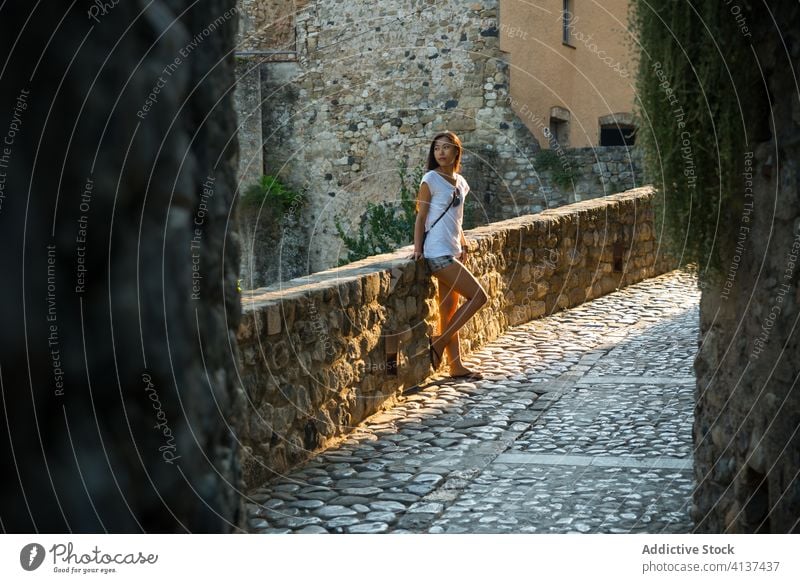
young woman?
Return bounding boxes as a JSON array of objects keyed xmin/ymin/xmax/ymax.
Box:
[{"xmin": 412, "ymin": 131, "xmax": 487, "ymax": 379}]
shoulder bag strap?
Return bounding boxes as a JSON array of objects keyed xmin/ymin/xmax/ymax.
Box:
[{"xmin": 424, "ymin": 190, "xmax": 455, "ymax": 238}]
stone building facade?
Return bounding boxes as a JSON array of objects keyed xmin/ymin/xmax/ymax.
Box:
[{"xmin": 233, "ymin": 0, "xmax": 643, "ymax": 279}]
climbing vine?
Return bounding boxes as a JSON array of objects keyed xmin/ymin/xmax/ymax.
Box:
[
  {"xmin": 534, "ymin": 149, "xmax": 580, "ymax": 190},
  {"xmin": 631, "ymin": 0, "xmax": 762, "ymax": 276}
]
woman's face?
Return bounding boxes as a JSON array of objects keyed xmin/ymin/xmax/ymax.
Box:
[{"xmin": 433, "ymin": 139, "xmax": 458, "ymax": 167}]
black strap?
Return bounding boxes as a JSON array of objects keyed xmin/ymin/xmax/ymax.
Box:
[{"xmin": 423, "ymin": 191, "xmax": 455, "ymax": 247}]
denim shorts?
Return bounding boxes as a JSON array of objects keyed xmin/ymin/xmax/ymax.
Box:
[{"xmin": 426, "ymin": 255, "xmax": 456, "ymax": 273}]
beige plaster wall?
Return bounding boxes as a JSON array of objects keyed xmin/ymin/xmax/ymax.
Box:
[{"xmin": 500, "ymin": 0, "xmax": 635, "ymax": 148}]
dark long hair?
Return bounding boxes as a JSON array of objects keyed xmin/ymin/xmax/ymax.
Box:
[{"xmin": 426, "ymin": 131, "xmax": 463, "ymax": 173}]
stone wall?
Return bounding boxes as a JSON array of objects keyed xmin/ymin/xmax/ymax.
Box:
[
  {"xmin": 239, "ymin": 202, "xmax": 308, "ymax": 289},
  {"xmin": 237, "ymin": 186, "xmax": 677, "ymax": 486},
  {"xmin": 237, "ymin": 0, "xmax": 309, "ymax": 53},
  {"xmin": 495, "ymin": 145, "xmax": 643, "ymax": 217},
  {"xmin": 234, "ymin": 56, "xmax": 310, "ymax": 289},
  {"xmin": 234, "ymin": 58, "xmax": 264, "ymax": 190},
  {"xmin": 692, "ymin": 6, "xmax": 800, "ymax": 533},
  {"xmin": 0, "ymin": 1, "xmax": 242, "ymax": 532},
  {"xmin": 234, "ymin": 59, "xmax": 310, "ymax": 289}
]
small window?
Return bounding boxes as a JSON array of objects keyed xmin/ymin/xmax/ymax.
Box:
[
  {"xmin": 600, "ymin": 124, "xmax": 637, "ymax": 146},
  {"xmin": 563, "ymin": 0, "xmax": 574, "ymax": 45}
]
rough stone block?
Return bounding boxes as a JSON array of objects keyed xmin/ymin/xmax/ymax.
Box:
[
  {"xmin": 363, "ymin": 272, "xmax": 381, "ymax": 302},
  {"xmin": 530, "ymin": 301, "xmax": 546, "ymax": 318},
  {"xmin": 272, "ymin": 405, "xmax": 296, "ymax": 436},
  {"xmin": 405, "ymin": 296, "xmax": 418, "ymax": 321},
  {"xmin": 568, "ymin": 287, "xmax": 585, "ymax": 305},
  {"xmin": 266, "ymin": 303, "xmax": 281, "ymax": 335},
  {"xmin": 509, "ymin": 304, "xmax": 530, "ymax": 326}
]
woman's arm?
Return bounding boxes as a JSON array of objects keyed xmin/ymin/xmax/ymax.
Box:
[
  {"xmin": 459, "ymin": 228, "xmax": 469, "ymax": 261},
  {"xmin": 412, "ymin": 182, "xmax": 431, "ymax": 261},
  {"xmin": 458, "ymin": 177, "xmax": 470, "ymax": 261}
]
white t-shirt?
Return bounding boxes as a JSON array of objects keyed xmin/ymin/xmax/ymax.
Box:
[{"xmin": 421, "ymin": 170, "xmax": 469, "ymax": 258}]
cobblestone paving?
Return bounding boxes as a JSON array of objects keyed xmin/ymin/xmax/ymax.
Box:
[{"xmin": 246, "ymin": 270, "xmax": 700, "ymax": 534}]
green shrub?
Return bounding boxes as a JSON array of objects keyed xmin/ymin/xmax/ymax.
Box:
[
  {"xmin": 335, "ymin": 160, "xmax": 424, "ymax": 265},
  {"xmin": 240, "ymin": 175, "xmax": 305, "ymax": 212}
]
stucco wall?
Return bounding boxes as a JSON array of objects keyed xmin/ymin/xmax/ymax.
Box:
[{"xmin": 500, "ymin": 0, "xmax": 635, "ymax": 148}]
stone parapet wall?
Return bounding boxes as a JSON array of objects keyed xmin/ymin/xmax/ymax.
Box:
[{"xmin": 237, "ymin": 186, "xmax": 677, "ymax": 487}]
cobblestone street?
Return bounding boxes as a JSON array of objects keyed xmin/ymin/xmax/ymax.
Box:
[{"xmin": 247, "ymin": 269, "xmax": 700, "ymax": 534}]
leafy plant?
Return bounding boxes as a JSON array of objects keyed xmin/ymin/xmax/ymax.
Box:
[
  {"xmin": 534, "ymin": 149, "xmax": 579, "ymax": 190},
  {"xmin": 335, "ymin": 160, "xmax": 424, "ymax": 265},
  {"xmin": 240, "ymin": 175, "xmax": 305, "ymax": 212}
]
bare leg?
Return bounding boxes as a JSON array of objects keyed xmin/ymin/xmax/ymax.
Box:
[
  {"xmin": 431, "ymin": 259, "xmax": 487, "ymax": 371},
  {"xmin": 437, "ymin": 281, "xmax": 471, "ymax": 375}
]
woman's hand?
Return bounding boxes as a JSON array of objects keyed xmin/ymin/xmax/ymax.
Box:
[
  {"xmin": 458, "ymin": 246, "xmax": 469, "ymax": 262},
  {"xmin": 412, "ymin": 183, "xmax": 431, "ymax": 262}
]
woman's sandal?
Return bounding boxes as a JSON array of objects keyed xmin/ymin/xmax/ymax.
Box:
[{"xmin": 428, "ymin": 337, "xmax": 443, "ymax": 370}]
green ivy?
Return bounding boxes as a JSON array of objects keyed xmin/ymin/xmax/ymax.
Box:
[
  {"xmin": 631, "ymin": 0, "xmax": 760, "ymax": 276},
  {"xmin": 240, "ymin": 175, "xmax": 305, "ymax": 212},
  {"xmin": 534, "ymin": 149, "xmax": 580, "ymax": 190},
  {"xmin": 335, "ymin": 160, "xmax": 423, "ymax": 265}
]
